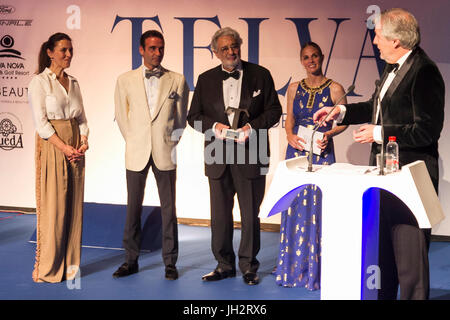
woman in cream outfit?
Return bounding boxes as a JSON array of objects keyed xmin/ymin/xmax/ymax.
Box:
[{"xmin": 28, "ymin": 33, "xmax": 89, "ymax": 283}]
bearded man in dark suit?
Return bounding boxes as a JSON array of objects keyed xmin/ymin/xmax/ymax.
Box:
[
  {"xmin": 313, "ymin": 8, "xmax": 445, "ymax": 299},
  {"xmin": 187, "ymin": 27, "xmax": 282, "ymax": 285}
]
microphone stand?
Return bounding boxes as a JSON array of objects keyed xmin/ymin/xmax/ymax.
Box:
[
  {"xmin": 307, "ymin": 85, "xmax": 355, "ymax": 172},
  {"xmin": 377, "ymin": 96, "xmax": 385, "ymax": 176},
  {"xmin": 373, "ymin": 79, "xmax": 384, "ymax": 175}
]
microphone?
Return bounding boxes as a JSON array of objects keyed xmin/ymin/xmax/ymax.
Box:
[
  {"xmin": 374, "ymin": 79, "xmax": 382, "ymax": 96},
  {"xmin": 307, "ymin": 85, "xmax": 355, "ymax": 172}
]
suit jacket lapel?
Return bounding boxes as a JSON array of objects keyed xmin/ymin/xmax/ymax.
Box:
[
  {"xmin": 135, "ymin": 66, "xmax": 152, "ymax": 120},
  {"xmin": 212, "ymin": 66, "xmax": 228, "ymax": 124},
  {"xmin": 239, "ymin": 61, "xmax": 252, "ymax": 110},
  {"xmin": 381, "ymin": 48, "xmax": 418, "ymax": 114},
  {"xmin": 153, "ymin": 67, "xmax": 174, "ymax": 121}
]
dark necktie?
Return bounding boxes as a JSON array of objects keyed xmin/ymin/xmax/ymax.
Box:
[
  {"xmin": 145, "ymin": 68, "xmax": 163, "ymax": 79},
  {"xmin": 222, "ymin": 70, "xmax": 240, "ymax": 80}
]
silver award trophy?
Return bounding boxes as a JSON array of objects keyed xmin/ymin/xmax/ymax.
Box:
[{"xmin": 223, "ymin": 107, "xmax": 250, "ymax": 140}]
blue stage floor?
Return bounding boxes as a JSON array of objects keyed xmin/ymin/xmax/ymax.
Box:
[{"xmin": 1, "ymin": 212, "xmax": 449, "ymax": 301}]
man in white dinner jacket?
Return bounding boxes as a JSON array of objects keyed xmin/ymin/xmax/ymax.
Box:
[{"xmin": 113, "ymin": 30, "xmax": 189, "ymax": 280}]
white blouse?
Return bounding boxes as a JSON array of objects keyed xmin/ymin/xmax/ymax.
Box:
[{"xmin": 28, "ymin": 68, "xmax": 89, "ymax": 139}]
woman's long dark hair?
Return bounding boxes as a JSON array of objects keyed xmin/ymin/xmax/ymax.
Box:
[{"xmin": 37, "ymin": 32, "xmax": 72, "ymax": 74}]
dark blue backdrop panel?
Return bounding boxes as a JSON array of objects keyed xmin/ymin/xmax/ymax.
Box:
[{"xmin": 29, "ymin": 202, "xmax": 162, "ymax": 251}]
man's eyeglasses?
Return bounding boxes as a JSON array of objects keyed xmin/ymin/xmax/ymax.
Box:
[{"xmin": 219, "ymin": 43, "xmax": 240, "ymax": 54}]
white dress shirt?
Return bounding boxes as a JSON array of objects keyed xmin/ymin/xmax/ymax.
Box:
[
  {"xmin": 28, "ymin": 68, "xmax": 89, "ymax": 139},
  {"xmin": 222, "ymin": 62, "xmax": 243, "ymax": 126},
  {"xmin": 212, "ymin": 62, "xmax": 247, "ymax": 135},
  {"xmin": 143, "ymin": 66, "xmax": 160, "ymax": 119},
  {"xmin": 337, "ymin": 50, "xmax": 412, "ymax": 143}
]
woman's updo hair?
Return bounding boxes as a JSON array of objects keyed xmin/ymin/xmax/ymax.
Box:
[
  {"xmin": 300, "ymin": 41, "xmax": 324, "ymax": 59},
  {"xmin": 37, "ymin": 32, "xmax": 71, "ymax": 74}
]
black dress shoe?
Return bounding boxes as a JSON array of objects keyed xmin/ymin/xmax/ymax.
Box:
[
  {"xmin": 165, "ymin": 266, "xmax": 179, "ymax": 280},
  {"xmin": 243, "ymin": 272, "xmax": 259, "ymax": 285},
  {"xmin": 113, "ymin": 262, "xmax": 138, "ymax": 278},
  {"xmin": 202, "ymin": 268, "xmax": 236, "ymax": 281}
]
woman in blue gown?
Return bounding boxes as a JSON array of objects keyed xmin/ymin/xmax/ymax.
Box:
[{"xmin": 274, "ymin": 42, "xmax": 348, "ymax": 290}]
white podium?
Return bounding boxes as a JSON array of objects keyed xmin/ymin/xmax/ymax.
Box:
[{"xmin": 259, "ymin": 157, "xmax": 444, "ymax": 300}]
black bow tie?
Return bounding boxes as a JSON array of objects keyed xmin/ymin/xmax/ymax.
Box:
[
  {"xmin": 145, "ymin": 68, "xmax": 163, "ymax": 79},
  {"xmin": 386, "ymin": 63, "xmax": 399, "ymax": 73},
  {"xmin": 222, "ymin": 70, "xmax": 240, "ymax": 80}
]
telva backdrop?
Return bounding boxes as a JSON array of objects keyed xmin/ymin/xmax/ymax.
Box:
[{"xmin": 1, "ymin": 0, "xmax": 449, "ymax": 235}]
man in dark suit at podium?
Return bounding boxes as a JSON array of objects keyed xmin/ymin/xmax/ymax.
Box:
[
  {"xmin": 313, "ymin": 8, "xmax": 444, "ymax": 299},
  {"xmin": 187, "ymin": 27, "xmax": 281, "ymax": 285}
]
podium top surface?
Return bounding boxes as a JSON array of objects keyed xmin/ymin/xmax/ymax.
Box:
[{"xmin": 260, "ymin": 157, "xmax": 444, "ymax": 228}]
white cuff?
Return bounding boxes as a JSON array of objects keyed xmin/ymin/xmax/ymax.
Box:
[
  {"xmin": 335, "ymin": 105, "xmax": 346, "ymax": 124},
  {"xmin": 244, "ymin": 122, "xmax": 254, "ymax": 135},
  {"xmin": 373, "ymin": 125, "xmax": 383, "ymax": 144}
]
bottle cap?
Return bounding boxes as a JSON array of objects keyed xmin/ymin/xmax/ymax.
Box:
[{"xmin": 388, "ymin": 136, "xmax": 396, "ymax": 142}]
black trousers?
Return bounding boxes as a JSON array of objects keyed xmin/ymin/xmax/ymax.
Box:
[
  {"xmin": 208, "ymin": 165, "xmax": 265, "ymax": 274},
  {"xmin": 378, "ymin": 189, "xmax": 430, "ymax": 300},
  {"xmin": 123, "ymin": 156, "xmax": 178, "ymax": 267}
]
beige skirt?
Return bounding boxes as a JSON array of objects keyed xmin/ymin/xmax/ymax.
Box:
[{"xmin": 33, "ymin": 119, "xmax": 85, "ymax": 283}]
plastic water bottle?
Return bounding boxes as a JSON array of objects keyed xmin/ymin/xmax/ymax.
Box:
[{"xmin": 385, "ymin": 136, "xmax": 399, "ymax": 173}]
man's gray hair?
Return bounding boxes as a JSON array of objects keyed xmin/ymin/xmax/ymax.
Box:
[
  {"xmin": 210, "ymin": 27, "xmax": 243, "ymax": 52},
  {"xmin": 380, "ymin": 8, "xmax": 420, "ymax": 50}
]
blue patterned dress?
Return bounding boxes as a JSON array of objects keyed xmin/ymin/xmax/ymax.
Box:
[{"xmin": 275, "ymin": 79, "xmax": 336, "ymax": 290}]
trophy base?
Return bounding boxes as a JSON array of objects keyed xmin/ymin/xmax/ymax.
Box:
[{"xmin": 223, "ymin": 129, "xmax": 244, "ymax": 140}]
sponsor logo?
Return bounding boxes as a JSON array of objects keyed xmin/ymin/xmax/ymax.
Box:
[
  {"xmin": 0, "ymin": 86, "xmax": 28, "ymax": 97},
  {"xmin": 0, "ymin": 62, "xmax": 29, "ymax": 79},
  {"xmin": 0, "ymin": 112, "xmax": 24, "ymax": 151},
  {"xmin": 0, "ymin": 34, "xmax": 23, "ymax": 60},
  {"xmin": 0, "ymin": 34, "xmax": 30, "ymax": 84},
  {"xmin": 0, "ymin": 6, "xmax": 33, "ymax": 26},
  {"xmin": 0, "ymin": 5, "xmax": 15, "ymax": 14},
  {"xmin": 0, "ymin": 19, "xmax": 32, "ymax": 27}
]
